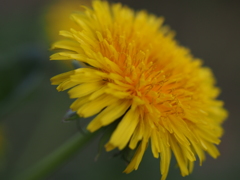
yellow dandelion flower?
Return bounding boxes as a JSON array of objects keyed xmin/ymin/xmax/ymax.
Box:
[{"xmin": 50, "ymin": 1, "xmax": 227, "ymax": 179}]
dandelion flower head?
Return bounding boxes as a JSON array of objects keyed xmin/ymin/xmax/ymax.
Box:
[{"xmin": 51, "ymin": 1, "xmax": 227, "ymax": 179}]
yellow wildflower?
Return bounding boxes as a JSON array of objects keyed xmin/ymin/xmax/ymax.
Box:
[{"xmin": 50, "ymin": 1, "xmax": 227, "ymax": 179}]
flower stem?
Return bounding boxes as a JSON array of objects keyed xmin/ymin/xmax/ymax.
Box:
[{"xmin": 15, "ymin": 131, "xmax": 99, "ymax": 180}]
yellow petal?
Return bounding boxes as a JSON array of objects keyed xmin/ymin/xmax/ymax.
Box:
[
  {"xmin": 191, "ymin": 140, "xmax": 205, "ymax": 166},
  {"xmin": 160, "ymin": 143, "xmax": 171, "ymax": 180},
  {"xmin": 87, "ymin": 99, "xmax": 131, "ymax": 132},
  {"xmin": 169, "ymin": 136, "xmax": 189, "ymax": 177},
  {"xmin": 124, "ymin": 139, "xmax": 148, "ymax": 173},
  {"xmin": 129, "ymin": 119, "xmax": 144, "ymax": 149},
  {"xmin": 70, "ymin": 68, "xmax": 103, "ymax": 83},
  {"xmin": 196, "ymin": 127, "xmax": 221, "ymax": 145},
  {"xmin": 50, "ymin": 53, "xmax": 74, "ymax": 60},
  {"xmin": 77, "ymin": 95, "xmax": 117, "ymax": 117},
  {"xmin": 57, "ymin": 80, "xmax": 79, "ymax": 91},
  {"xmin": 51, "ymin": 70, "xmax": 74, "ymax": 85},
  {"xmin": 150, "ymin": 130, "xmax": 161, "ymax": 158},
  {"xmin": 71, "ymin": 13, "xmax": 93, "ymax": 32},
  {"xmin": 70, "ymin": 95, "xmax": 91, "ymax": 111},
  {"xmin": 105, "ymin": 107, "xmax": 139, "ymax": 151},
  {"xmin": 100, "ymin": 100, "xmax": 131, "ymax": 126},
  {"xmin": 68, "ymin": 82, "xmax": 103, "ymax": 98},
  {"xmin": 89, "ymin": 86, "xmax": 108, "ymax": 100},
  {"xmin": 51, "ymin": 40, "xmax": 82, "ymax": 53},
  {"xmin": 202, "ymin": 140, "xmax": 220, "ymax": 158}
]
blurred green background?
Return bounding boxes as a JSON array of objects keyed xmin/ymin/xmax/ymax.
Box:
[{"xmin": 0, "ymin": 0, "xmax": 239, "ymax": 179}]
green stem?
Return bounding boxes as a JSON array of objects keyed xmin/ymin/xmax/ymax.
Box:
[{"xmin": 15, "ymin": 131, "xmax": 99, "ymax": 180}]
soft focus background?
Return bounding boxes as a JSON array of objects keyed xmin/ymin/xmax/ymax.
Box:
[{"xmin": 0, "ymin": 0, "xmax": 239, "ymax": 179}]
